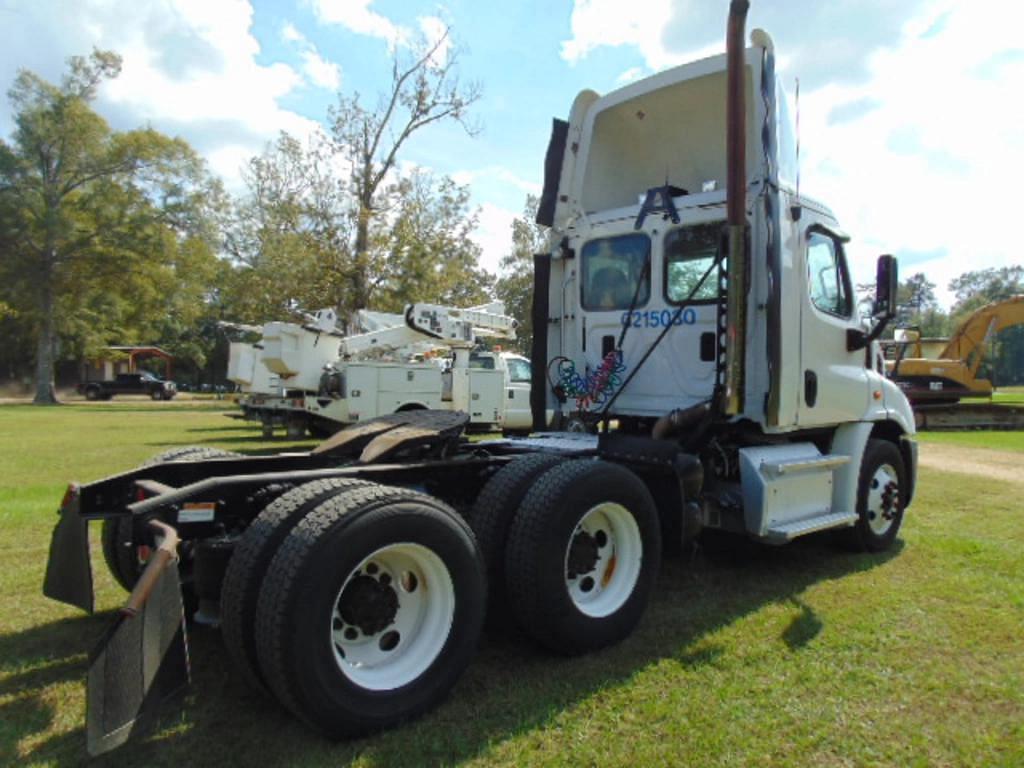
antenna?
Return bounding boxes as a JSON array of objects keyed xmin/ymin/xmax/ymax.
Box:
[
  {"xmin": 792, "ymin": 76, "xmax": 802, "ymax": 221},
  {"xmin": 795, "ymin": 77, "xmax": 801, "ymax": 200}
]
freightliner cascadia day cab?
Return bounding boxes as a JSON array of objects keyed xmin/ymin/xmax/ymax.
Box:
[{"xmin": 42, "ymin": 2, "xmax": 916, "ymax": 756}]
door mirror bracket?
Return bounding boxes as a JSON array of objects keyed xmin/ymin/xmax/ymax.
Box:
[{"xmin": 847, "ymin": 254, "xmax": 897, "ymax": 352}]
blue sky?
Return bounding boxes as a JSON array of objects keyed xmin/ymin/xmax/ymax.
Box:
[{"xmin": 1, "ymin": 0, "xmax": 1021, "ymax": 306}]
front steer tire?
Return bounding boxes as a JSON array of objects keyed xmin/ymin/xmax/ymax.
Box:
[
  {"xmin": 840, "ymin": 438, "xmax": 906, "ymax": 553},
  {"xmin": 220, "ymin": 478, "xmax": 372, "ymax": 693},
  {"xmin": 254, "ymin": 484, "xmax": 486, "ymax": 738},
  {"xmin": 504, "ymin": 460, "xmax": 661, "ymax": 655}
]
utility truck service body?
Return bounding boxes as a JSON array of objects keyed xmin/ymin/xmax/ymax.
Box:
[
  {"xmin": 305, "ymin": 302, "xmax": 535, "ymax": 434},
  {"xmin": 43, "ymin": 3, "xmax": 916, "ymax": 756},
  {"xmin": 307, "ymin": 350, "xmax": 534, "ymax": 433},
  {"xmin": 226, "ymin": 309, "xmax": 344, "ymax": 436},
  {"xmin": 229, "ymin": 304, "xmax": 533, "ymax": 436}
]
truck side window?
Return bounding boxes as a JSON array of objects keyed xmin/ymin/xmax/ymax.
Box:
[
  {"xmin": 580, "ymin": 234, "xmax": 651, "ymax": 311},
  {"xmin": 806, "ymin": 232, "xmax": 852, "ymax": 317},
  {"xmin": 506, "ymin": 358, "xmax": 531, "ymax": 382},
  {"xmin": 468, "ymin": 354, "xmax": 496, "ymax": 370},
  {"xmin": 664, "ymin": 222, "xmax": 722, "ymax": 303}
]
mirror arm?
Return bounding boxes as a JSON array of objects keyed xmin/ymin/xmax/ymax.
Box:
[{"xmin": 847, "ymin": 310, "xmax": 894, "ymax": 352}]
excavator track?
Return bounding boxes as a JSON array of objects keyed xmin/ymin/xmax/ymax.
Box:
[{"xmin": 913, "ymin": 401, "xmax": 1024, "ymax": 431}]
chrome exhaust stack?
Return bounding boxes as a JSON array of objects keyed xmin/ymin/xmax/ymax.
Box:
[{"xmin": 723, "ymin": 0, "xmax": 750, "ymax": 415}]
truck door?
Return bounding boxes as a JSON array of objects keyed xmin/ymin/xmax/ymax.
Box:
[
  {"xmin": 579, "ymin": 226, "xmax": 718, "ymax": 416},
  {"xmin": 502, "ymin": 356, "xmax": 533, "ymax": 430},
  {"xmin": 797, "ymin": 226, "xmax": 870, "ymax": 426}
]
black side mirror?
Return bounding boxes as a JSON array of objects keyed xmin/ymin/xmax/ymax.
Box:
[
  {"xmin": 874, "ymin": 254, "xmax": 898, "ymax": 319},
  {"xmin": 848, "ymin": 253, "xmax": 899, "ymax": 352}
]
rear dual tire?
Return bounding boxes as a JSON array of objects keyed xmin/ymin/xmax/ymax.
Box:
[
  {"xmin": 253, "ymin": 484, "xmax": 486, "ymax": 738},
  {"xmin": 220, "ymin": 478, "xmax": 372, "ymax": 693},
  {"xmin": 469, "ymin": 454, "xmax": 562, "ymax": 626},
  {"xmin": 504, "ymin": 460, "xmax": 661, "ymax": 655}
]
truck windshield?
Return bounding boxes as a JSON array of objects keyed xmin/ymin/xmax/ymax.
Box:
[
  {"xmin": 665, "ymin": 222, "xmax": 721, "ymax": 303},
  {"xmin": 580, "ymin": 234, "xmax": 650, "ymax": 311}
]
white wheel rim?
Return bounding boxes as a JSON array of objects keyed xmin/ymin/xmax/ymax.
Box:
[
  {"xmin": 563, "ymin": 502, "xmax": 642, "ymax": 618},
  {"xmin": 330, "ymin": 543, "xmax": 454, "ymax": 691},
  {"xmin": 866, "ymin": 463, "xmax": 900, "ymax": 535}
]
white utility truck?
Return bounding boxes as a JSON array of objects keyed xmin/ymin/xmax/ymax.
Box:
[
  {"xmin": 226, "ymin": 309, "xmax": 345, "ymax": 436},
  {"xmin": 44, "ymin": 2, "xmax": 916, "ymax": 756},
  {"xmin": 306, "ymin": 302, "xmax": 534, "ymax": 434},
  {"xmin": 228, "ymin": 304, "xmax": 534, "ymax": 436}
]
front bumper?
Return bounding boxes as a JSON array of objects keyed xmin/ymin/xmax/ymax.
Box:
[{"xmin": 901, "ymin": 435, "xmax": 918, "ymax": 507}]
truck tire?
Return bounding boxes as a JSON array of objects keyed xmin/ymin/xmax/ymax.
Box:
[
  {"xmin": 504, "ymin": 460, "xmax": 661, "ymax": 655},
  {"xmin": 254, "ymin": 484, "xmax": 486, "ymax": 738},
  {"xmin": 840, "ymin": 438, "xmax": 906, "ymax": 553},
  {"xmin": 469, "ymin": 454, "xmax": 561, "ymax": 625},
  {"xmin": 150, "ymin": 390, "xmax": 162, "ymax": 401},
  {"xmin": 100, "ymin": 516, "xmax": 141, "ymax": 592},
  {"xmin": 101, "ymin": 446, "xmax": 242, "ymax": 591},
  {"xmin": 84, "ymin": 386, "xmax": 101, "ymax": 401},
  {"xmin": 221, "ymin": 478, "xmax": 372, "ymax": 693}
]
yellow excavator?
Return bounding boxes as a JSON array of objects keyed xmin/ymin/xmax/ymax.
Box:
[{"xmin": 887, "ymin": 295, "xmax": 1024, "ymax": 403}]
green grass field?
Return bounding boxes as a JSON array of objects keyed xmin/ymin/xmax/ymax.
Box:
[
  {"xmin": 915, "ymin": 429, "xmax": 1024, "ymax": 452},
  {"xmin": 1, "ymin": 404, "xmax": 1023, "ymax": 767},
  {"xmin": 991, "ymin": 386, "xmax": 1024, "ymax": 405}
]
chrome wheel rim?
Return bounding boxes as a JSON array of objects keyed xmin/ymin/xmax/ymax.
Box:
[{"xmin": 866, "ymin": 462, "xmax": 900, "ymax": 535}]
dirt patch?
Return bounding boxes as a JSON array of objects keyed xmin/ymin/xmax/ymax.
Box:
[{"xmin": 918, "ymin": 442, "xmax": 1024, "ymax": 487}]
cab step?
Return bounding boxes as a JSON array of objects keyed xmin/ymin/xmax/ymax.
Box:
[{"xmin": 766, "ymin": 511, "xmax": 857, "ymax": 542}]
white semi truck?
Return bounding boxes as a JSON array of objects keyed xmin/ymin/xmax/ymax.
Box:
[{"xmin": 44, "ymin": 2, "xmax": 917, "ymax": 756}]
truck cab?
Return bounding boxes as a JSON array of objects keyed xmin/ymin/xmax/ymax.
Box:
[
  {"xmin": 465, "ymin": 350, "xmax": 534, "ymax": 432},
  {"xmin": 534, "ymin": 28, "xmax": 916, "ymax": 543}
]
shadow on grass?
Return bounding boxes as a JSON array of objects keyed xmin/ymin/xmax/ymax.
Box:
[{"xmin": 4, "ymin": 536, "xmax": 904, "ymax": 767}]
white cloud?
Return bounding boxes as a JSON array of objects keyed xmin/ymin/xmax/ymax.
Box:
[
  {"xmin": 282, "ymin": 22, "xmax": 304, "ymax": 44},
  {"xmin": 0, "ymin": 0, "xmax": 324, "ymax": 191},
  {"xmin": 418, "ymin": 15, "xmax": 451, "ymax": 68},
  {"xmin": 309, "ymin": 0, "xmax": 408, "ymax": 48},
  {"xmin": 281, "ymin": 22, "xmax": 342, "ymax": 91},
  {"xmin": 472, "ymin": 202, "xmax": 521, "ymax": 274},
  {"xmin": 560, "ymin": 0, "xmax": 719, "ymax": 70},
  {"xmin": 452, "ymin": 166, "xmax": 541, "ymax": 198},
  {"xmin": 310, "ymin": 0, "xmax": 450, "ymax": 67},
  {"xmin": 615, "ymin": 66, "xmax": 646, "ymax": 85},
  {"xmin": 301, "ymin": 50, "xmax": 342, "ymax": 90},
  {"xmin": 798, "ymin": 1, "xmax": 1024, "ymax": 305}
]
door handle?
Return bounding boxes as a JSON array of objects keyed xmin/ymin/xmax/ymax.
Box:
[{"xmin": 804, "ymin": 370, "xmax": 818, "ymax": 407}]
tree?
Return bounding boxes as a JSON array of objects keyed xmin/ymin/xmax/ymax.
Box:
[
  {"xmin": 947, "ymin": 266, "xmax": 1024, "ymax": 386},
  {"xmin": 223, "ymin": 131, "xmax": 352, "ymax": 323},
  {"xmin": 894, "ymin": 272, "xmax": 947, "ymax": 337},
  {"xmin": 495, "ymin": 195, "xmax": 548, "ymax": 354},
  {"xmin": 372, "ymin": 170, "xmax": 492, "ymax": 311},
  {"xmin": 330, "ymin": 28, "xmax": 481, "ymax": 316},
  {"xmin": 0, "ymin": 50, "xmax": 224, "ymax": 403},
  {"xmin": 949, "ymin": 266, "xmax": 1024, "ymax": 316}
]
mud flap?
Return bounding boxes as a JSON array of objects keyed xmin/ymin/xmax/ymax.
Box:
[
  {"xmin": 42, "ymin": 490, "xmax": 94, "ymax": 614},
  {"xmin": 86, "ymin": 532, "xmax": 190, "ymax": 756}
]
